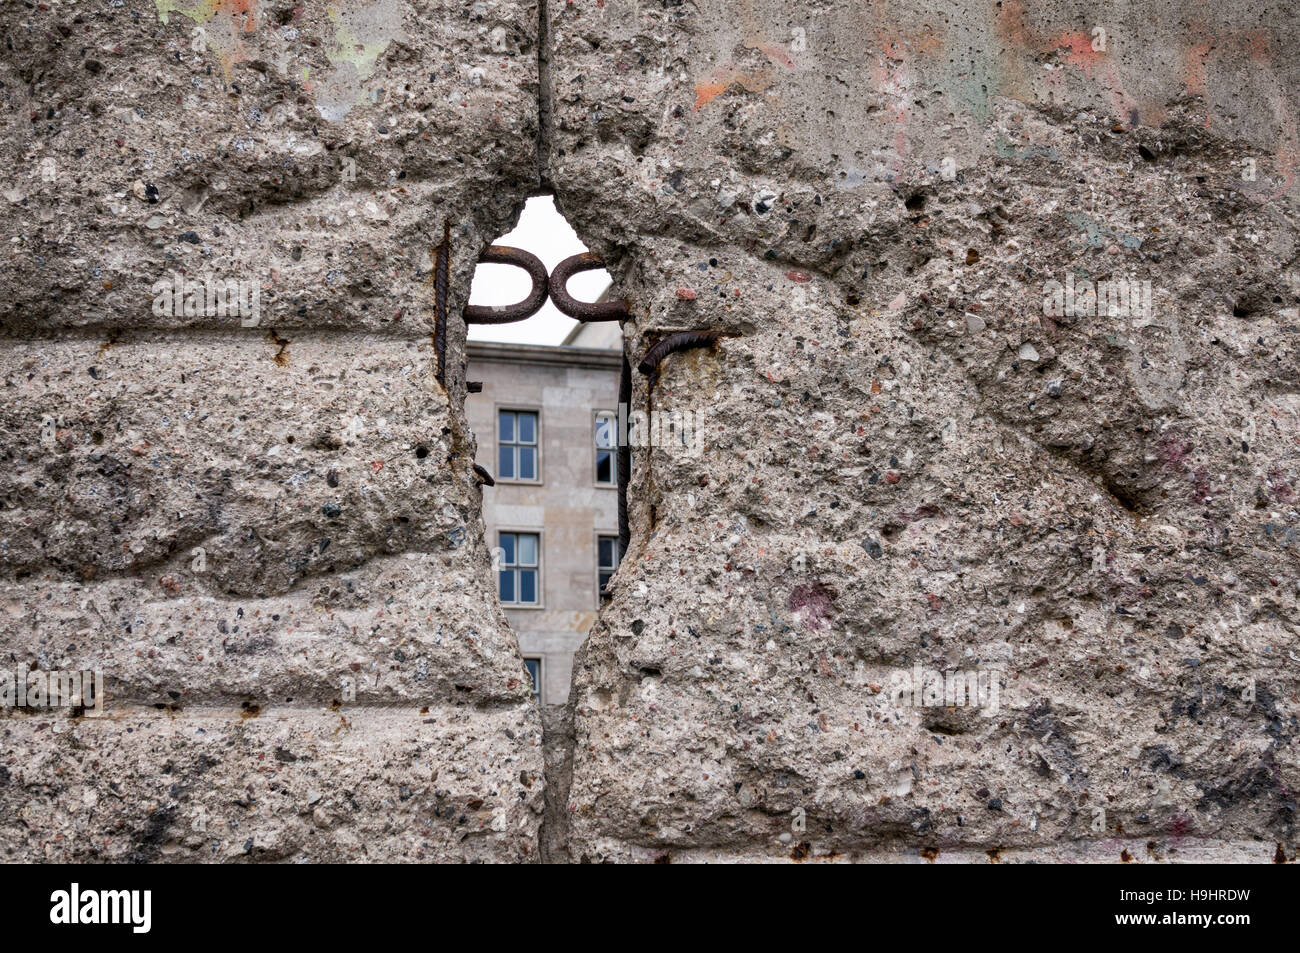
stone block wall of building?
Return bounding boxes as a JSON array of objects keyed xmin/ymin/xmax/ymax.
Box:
[{"xmin": 466, "ymin": 342, "xmax": 620, "ymax": 705}]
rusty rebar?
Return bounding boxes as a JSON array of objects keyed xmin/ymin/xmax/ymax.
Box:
[
  {"xmin": 550, "ymin": 252, "xmax": 629, "ymax": 322},
  {"xmin": 433, "ymin": 222, "xmax": 450, "ymax": 387},
  {"xmin": 472, "ymin": 463, "xmax": 495, "ymax": 487},
  {"xmin": 464, "ymin": 246, "xmax": 549, "ymax": 324},
  {"xmin": 638, "ymin": 329, "xmax": 723, "ymax": 375},
  {"xmin": 617, "ymin": 354, "xmax": 631, "ymax": 552}
]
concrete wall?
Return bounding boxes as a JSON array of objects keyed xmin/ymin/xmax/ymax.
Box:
[
  {"xmin": 0, "ymin": 0, "xmax": 545, "ymax": 862},
  {"xmin": 466, "ymin": 343, "xmax": 620, "ymax": 705},
  {"xmin": 550, "ymin": 0, "xmax": 1300, "ymax": 862},
  {"xmin": 2, "ymin": 0, "xmax": 1298, "ymax": 863}
]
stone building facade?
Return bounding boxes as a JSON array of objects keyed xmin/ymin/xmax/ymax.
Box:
[{"xmin": 466, "ymin": 340, "xmax": 621, "ymax": 706}]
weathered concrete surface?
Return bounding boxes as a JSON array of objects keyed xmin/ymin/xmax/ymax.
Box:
[
  {"xmin": 2, "ymin": 0, "xmax": 539, "ymax": 336},
  {"xmin": 3, "ymin": 0, "xmax": 1300, "ymax": 864},
  {"xmin": 552, "ymin": 1, "xmax": 1300, "ymax": 861},
  {"xmin": 0, "ymin": 1, "xmax": 544, "ymax": 862},
  {"xmin": 538, "ymin": 702, "xmax": 574, "ymax": 862},
  {"xmin": 0, "ymin": 707, "xmax": 541, "ymax": 862}
]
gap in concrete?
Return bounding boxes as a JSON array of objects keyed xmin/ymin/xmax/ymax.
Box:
[
  {"xmin": 465, "ymin": 192, "xmax": 627, "ymax": 705},
  {"xmin": 462, "ymin": 185, "xmax": 635, "ymax": 861},
  {"xmin": 467, "ymin": 194, "xmax": 612, "ymax": 347}
]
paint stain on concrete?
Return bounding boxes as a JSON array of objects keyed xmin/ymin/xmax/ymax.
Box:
[
  {"xmin": 693, "ymin": 67, "xmax": 772, "ymax": 110},
  {"xmin": 154, "ymin": 0, "xmax": 260, "ymax": 76},
  {"xmin": 316, "ymin": 0, "xmax": 407, "ymax": 121}
]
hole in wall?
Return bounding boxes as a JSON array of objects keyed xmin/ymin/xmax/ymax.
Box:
[
  {"xmin": 464, "ymin": 192, "xmax": 627, "ymax": 709},
  {"xmin": 467, "ymin": 194, "xmax": 613, "ymax": 347}
]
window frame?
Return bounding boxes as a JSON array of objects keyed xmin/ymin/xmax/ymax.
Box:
[
  {"xmin": 593, "ymin": 409, "xmax": 618, "ymax": 489},
  {"xmin": 522, "ymin": 656, "xmax": 544, "ymax": 705},
  {"xmin": 495, "ymin": 406, "xmax": 542, "ymax": 485},
  {"xmin": 497, "ymin": 529, "xmax": 544, "ymax": 609},
  {"xmin": 595, "ymin": 531, "xmax": 622, "ymax": 606}
]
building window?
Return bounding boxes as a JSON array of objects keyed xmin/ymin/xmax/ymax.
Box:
[
  {"xmin": 498, "ymin": 410, "xmax": 538, "ymax": 481},
  {"xmin": 597, "ymin": 535, "xmax": 622, "ymax": 603},
  {"xmin": 595, "ymin": 411, "xmax": 617, "ymax": 486},
  {"xmin": 498, "ymin": 531, "xmax": 540, "ymax": 605},
  {"xmin": 522, "ymin": 657, "xmax": 542, "ymax": 704}
]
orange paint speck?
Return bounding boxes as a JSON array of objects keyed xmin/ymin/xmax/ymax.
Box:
[
  {"xmin": 996, "ymin": 0, "xmax": 1032, "ymax": 47},
  {"xmin": 1053, "ymin": 32, "xmax": 1104, "ymax": 77},
  {"xmin": 694, "ymin": 78, "xmax": 729, "ymax": 110},
  {"xmin": 692, "ymin": 68, "xmax": 770, "ymax": 110},
  {"xmin": 1245, "ymin": 29, "xmax": 1271, "ymax": 61},
  {"xmin": 1182, "ymin": 41, "xmax": 1212, "ymax": 98},
  {"xmin": 216, "ymin": 0, "xmax": 258, "ymax": 32}
]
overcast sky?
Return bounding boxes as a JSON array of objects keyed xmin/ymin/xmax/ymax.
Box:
[{"xmin": 466, "ymin": 195, "xmax": 611, "ymax": 346}]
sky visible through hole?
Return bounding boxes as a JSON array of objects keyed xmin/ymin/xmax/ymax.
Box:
[{"xmin": 467, "ymin": 195, "xmax": 612, "ymax": 346}]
